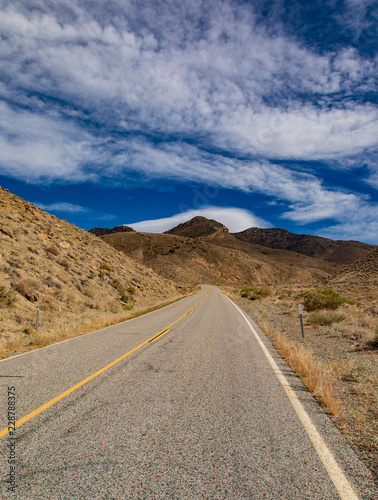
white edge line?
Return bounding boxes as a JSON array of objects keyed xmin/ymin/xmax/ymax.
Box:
[
  {"xmin": 224, "ymin": 294, "xmax": 360, "ymax": 500},
  {"xmin": 0, "ymin": 289, "xmax": 205, "ymax": 365}
]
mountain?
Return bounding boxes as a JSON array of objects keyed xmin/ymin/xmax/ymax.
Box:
[
  {"xmin": 97, "ymin": 220, "xmax": 338, "ymax": 286},
  {"xmin": 165, "ymin": 216, "xmax": 226, "ymax": 238},
  {"xmin": 0, "ymin": 188, "xmax": 183, "ymax": 357},
  {"xmin": 330, "ymin": 248, "xmax": 378, "ymax": 288},
  {"xmin": 89, "ymin": 225, "xmax": 135, "ymax": 236},
  {"xmin": 233, "ymin": 227, "xmax": 376, "ymax": 265}
]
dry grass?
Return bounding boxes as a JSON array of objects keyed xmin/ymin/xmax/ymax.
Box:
[
  {"xmin": 308, "ymin": 310, "xmax": 345, "ymax": 326},
  {"xmin": 261, "ymin": 322, "xmax": 341, "ymax": 417}
]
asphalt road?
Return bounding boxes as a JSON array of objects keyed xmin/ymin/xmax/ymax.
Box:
[{"xmin": 0, "ymin": 286, "xmax": 377, "ymax": 499}]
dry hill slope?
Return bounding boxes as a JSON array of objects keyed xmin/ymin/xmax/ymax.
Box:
[
  {"xmin": 330, "ymin": 248, "xmax": 378, "ymax": 289},
  {"xmin": 97, "ymin": 218, "xmax": 338, "ymax": 286},
  {"xmin": 234, "ymin": 227, "xmax": 376, "ymax": 265},
  {"xmin": 165, "ymin": 216, "xmax": 226, "ymax": 238},
  {"xmin": 0, "ymin": 188, "xmax": 185, "ymax": 358}
]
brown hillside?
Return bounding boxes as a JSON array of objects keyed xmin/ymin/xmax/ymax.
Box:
[
  {"xmin": 165, "ymin": 216, "xmax": 226, "ymax": 238},
  {"xmin": 234, "ymin": 227, "xmax": 376, "ymax": 265},
  {"xmin": 99, "ymin": 228, "xmax": 337, "ymax": 286},
  {"xmin": 166, "ymin": 216, "xmax": 253, "ymax": 251},
  {"xmin": 329, "ymin": 248, "xmax": 378, "ymax": 288},
  {"xmin": 0, "ymin": 188, "xmax": 184, "ymax": 358}
]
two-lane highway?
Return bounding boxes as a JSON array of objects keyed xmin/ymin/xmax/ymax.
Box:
[{"xmin": 0, "ymin": 286, "xmax": 376, "ymax": 498}]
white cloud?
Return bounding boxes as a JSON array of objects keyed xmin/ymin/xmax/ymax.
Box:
[
  {"xmin": 0, "ymin": 0, "xmax": 377, "ymax": 243},
  {"xmin": 34, "ymin": 202, "xmax": 88, "ymax": 213},
  {"xmin": 0, "ymin": 2, "xmax": 376, "ymax": 167},
  {"xmin": 317, "ymin": 204, "xmax": 378, "ymax": 244},
  {"xmin": 127, "ymin": 207, "xmax": 271, "ymax": 233},
  {"xmin": 0, "ymin": 102, "xmax": 99, "ymax": 183}
]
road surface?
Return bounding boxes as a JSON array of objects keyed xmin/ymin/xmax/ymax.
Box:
[{"xmin": 0, "ymin": 286, "xmax": 376, "ymax": 499}]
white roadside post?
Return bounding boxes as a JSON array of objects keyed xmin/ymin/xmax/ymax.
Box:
[{"xmin": 298, "ymin": 303, "xmax": 304, "ymax": 339}]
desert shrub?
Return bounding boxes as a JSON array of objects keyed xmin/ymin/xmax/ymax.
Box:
[
  {"xmin": 14, "ymin": 280, "xmax": 39, "ymax": 301},
  {"xmin": 46, "ymin": 245, "xmax": 59, "ymax": 256},
  {"xmin": 127, "ymin": 285, "xmax": 136, "ymax": 294},
  {"xmin": 57, "ymin": 258, "xmax": 71, "ymax": 270},
  {"xmin": 240, "ymin": 286, "xmax": 272, "ymax": 300},
  {"xmin": 123, "ymin": 303, "xmax": 133, "ymax": 310},
  {"xmin": 308, "ymin": 310, "xmax": 345, "ymax": 326},
  {"xmin": 119, "ymin": 290, "xmax": 129, "ymax": 303},
  {"xmin": 12, "ymin": 280, "xmax": 30, "ymax": 297},
  {"xmin": 0, "ymin": 285, "xmax": 17, "ymax": 307},
  {"xmin": 100, "ymin": 263, "xmax": 112, "ymax": 272},
  {"xmin": 23, "ymin": 325, "xmax": 35, "ymax": 336},
  {"xmin": 81, "ymin": 285, "xmax": 95, "ymax": 298},
  {"xmin": 112, "ymin": 278, "xmax": 125, "ymax": 292},
  {"xmin": 300, "ymin": 288, "xmax": 357, "ymax": 312},
  {"xmin": 43, "ymin": 275, "xmax": 62, "ymax": 289}
]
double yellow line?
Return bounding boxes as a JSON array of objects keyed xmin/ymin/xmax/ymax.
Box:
[{"xmin": 0, "ymin": 290, "xmax": 211, "ymax": 439}]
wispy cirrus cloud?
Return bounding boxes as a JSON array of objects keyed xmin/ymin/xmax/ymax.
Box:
[
  {"xmin": 0, "ymin": 0, "xmax": 377, "ymax": 242},
  {"xmin": 34, "ymin": 202, "xmax": 88, "ymax": 213}
]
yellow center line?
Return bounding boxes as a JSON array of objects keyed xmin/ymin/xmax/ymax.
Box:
[
  {"xmin": 150, "ymin": 328, "xmax": 170, "ymax": 343},
  {"xmin": 0, "ymin": 289, "xmax": 211, "ymax": 439}
]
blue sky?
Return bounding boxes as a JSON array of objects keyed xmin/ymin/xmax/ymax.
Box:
[{"xmin": 0, "ymin": 0, "xmax": 377, "ymax": 242}]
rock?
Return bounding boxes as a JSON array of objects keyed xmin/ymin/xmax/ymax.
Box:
[
  {"xmin": 1, "ymin": 225, "xmax": 14, "ymax": 238},
  {"xmin": 25, "ymin": 291, "xmax": 38, "ymax": 302},
  {"xmin": 59, "ymin": 241, "xmax": 71, "ymax": 250}
]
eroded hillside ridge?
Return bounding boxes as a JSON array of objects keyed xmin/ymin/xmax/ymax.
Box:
[
  {"xmin": 233, "ymin": 227, "xmax": 376, "ymax": 265},
  {"xmin": 0, "ymin": 187, "xmax": 181, "ymax": 348}
]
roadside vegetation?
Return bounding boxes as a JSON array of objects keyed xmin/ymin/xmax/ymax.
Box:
[
  {"xmin": 240, "ymin": 286, "xmax": 272, "ymax": 300},
  {"xmin": 298, "ymin": 288, "xmax": 359, "ymax": 311}
]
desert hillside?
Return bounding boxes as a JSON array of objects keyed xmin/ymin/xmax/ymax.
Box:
[
  {"xmin": 165, "ymin": 216, "xmax": 226, "ymax": 238},
  {"xmin": 234, "ymin": 227, "xmax": 376, "ymax": 265},
  {"xmin": 330, "ymin": 248, "xmax": 378, "ymax": 288},
  {"xmin": 97, "ymin": 218, "xmax": 339, "ymax": 286},
  {"xmin": 0, "ymin": 188, "xmax": 186, "ymax": 358}
]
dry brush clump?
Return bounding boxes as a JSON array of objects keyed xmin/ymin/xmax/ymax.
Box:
[{"xmin": 0, "ymin": 285, "xmax": 17, "ymax": 307}]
